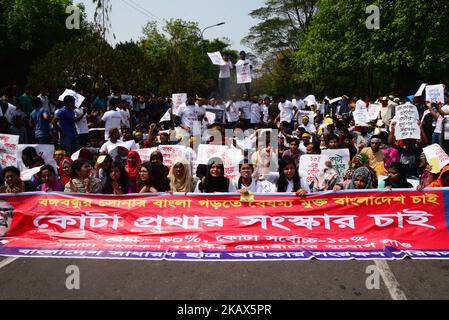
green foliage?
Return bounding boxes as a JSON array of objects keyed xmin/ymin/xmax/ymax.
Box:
[
  {"xmin": 28, "ymin": 19, "xmax": 236, "ymax": 96},
  {"xmin": 0, "ymin": 0, "xmax": 86, "ymax": 87},
  {"xmin": 295, "ymin": 0, "xmax": 449, "ymax": 96}
]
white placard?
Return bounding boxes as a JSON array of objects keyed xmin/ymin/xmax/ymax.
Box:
[
  {"xmin": 159, "ymin": 110, "xmax": 171, "ymax": 123},
  {"xmin": 0, "ymin": 134, "xmax": 19, "ymax": 167},
  {"xmin": 353, "ymin": 104, "xmax": 368, "ymax": 125},
  {"xmin": 320, "ymin": 149, "xmax": 350, "ymax": 178},
  {"xmin": 158, "ymin": 145, "xmax": 187, "ymax": 168},
  {"xmin": 394, "ymin": 104, "xmax": 420, "ymax": 140},
  {"xmin": 415, "ymin": 83, "xmax": 427, "ymax": 97},
  {"xmin": 297, "ymin": 110, "xmax": 315, "ymax": 124},
  {"xmin": 426, "ymin": 84, "xmax": 445, "ymax": 104},
  {"xmin": 329, "ymin": 97, "xmax": 342, "ymax": 105},
  {"xmin": 207, "ymin": 52, "xmax": 226, "ymax": 66},
  {"xmin": 135, "ymin": 148, "xmax": 158, "ymax": 163},
  {"xmin": 58, "ymin": 89, "xmax": 85, "ymax": 108},
  {"xmin": 236, "ymin": 61, "xmax": 252, "ymax": 84},
  {"xmin": 367, "ymin": 104, "xmax": 382, "ymax": 121},
  {"xmin": 298, "ymin": 155, "xmax": 322, "ymax": 186},
  {"xmin": 423, "ymin": 144, "xmax": 449, "ymax": 173},
  {"xmin": 304, "ymin": 95, "xmax": 317, "ymax": 107},
  {"xmin": 196, "ymin": 144, "xmax": 243, "ymax": 180},
  {"xmin": 172, "ymin": 93, "xmax": 187, "ymax": 114}
]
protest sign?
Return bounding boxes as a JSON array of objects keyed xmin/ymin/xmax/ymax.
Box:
[
  {"xmin": 121, "ymin": 95, "xmax": 134, "ymax": 106},
  {"xmin": 394, "ymin": 104, "xmax": 420, "ymax": 140},
  {"xmin": 320, "ymin": 149, "xmax": 350, "ymax": 178},
  {"xmin": 20, "ymin": 166, "xmax": 42, "ymax": 182},
  {"xmin": 58, "ymin": 89, "xmax": 85, "ymax": 108},
  {"xmin": 423, "ymin": 144, "xmax": 449, "ymax": 174},
  {"xmin": 158, "ymin": 145, "xmax": 188, "ymax": 168},
  {"xmin": 367, "ymin": 104, "xmax": 382, "ymax": 121},
  {"xmin": 426, "ymin": 84, "xmax": 445, "ymax": 104},
  {"xmin": 197, "ymin": 144, "xmax": 243, "ymax": 180},
  {"xmin": 235, "ymin": 61, "xmax": 252, "ymax": 84},
  {"xmin": 415, "ymin": 83, "xmax": 427, "ymax": 97},
  {"xmin": 0, "ymin": 134, "xmax": 19, "ymax": 167},
  {"xmin": 207, "ymin": 52, "xmax": 226, "ymax": 66},
  {"xmin": 135, "ymin": 148, "xmax": 158, "ymax": 163},
  {"xmin": 159, "ymin": 110, "xmax": 171, "ymax": 123},
  {"xmin": 304, "ymin": 95, "xmax": 317, "ymax": 107},
  {"xmin": 353, "ymin": 104, "xmax": 368, "ymax": 125},
  {"xmin": 172, "ymin": 93, "xmax": 187, "ymax": 114},
  {"xmin": 16, "ymin": 144, "xmax": 55, "ymax": 170},
  {"xmin": 299, "ymin": 155, "xmax": 322, "ymax": 186},
  {"xmin": 205, "ymin": 111, "xmax": 216, "ymax": 124},
  {"xmin": 329, "ymin": 97, "xmax": 342, "ymax": 105},
  {"xmin": 2, "ymin": 191, "xmax": 449, "ymax": 261},
  {"xmin": 297, "ymin": 110, "xmax": 315, "ymax": 124}
]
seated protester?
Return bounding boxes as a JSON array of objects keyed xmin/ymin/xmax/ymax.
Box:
[
  {"xmin": 168, "ymin": 158, "xmax": 195, "ymax": 193},
  {"xmin": 64, "ymin": 159, "xmax": 103, "ymax": 194},
  {"xmin": 274, "ymin": 157, "xmax": 309, "ymax": 196},
  {"xmin": 343, "ymin": 153, "xmax": 378, "ymax": 189},
  {"xmin": 388, "ymin": 121, "xmax": 425, "ymax": 179},
  {"xmin": 99, "ymin": 128, "xmax": 123, "ymax": 158},
  {"xmin": 95, "ymin": 154, "xmax": 113, "ymax": 184},
  {"xmin": 418, "ymin": 152, "xmax": 435, "ymax": 188},
  {"xmin": 137, "ymin": 161, "xmax": 170, "ymax": 193},
  {"xmin": 341, "ymin": 133, "xmax": 357, "ymax": 160},
  {"xmin": 379, "ymin": 162, "xmax": 413, "ymax": 189},
  {"xmin": 0, "ymin": 166, "xmax": 36, "ymax": 193},
  {"xmin": 234, "ymin": 163, "xmax": 259, "ymax": 194},
  {"xmin": 299, "ymin": 133, "xmax": 312, "ymax": 154},
  {"xmin": 282, "ymin": 138, "xmax": 302, "ymax": 168},
  {"xmin": 323, "ymin": 133, "xmax": 340, "ymax": 150},
  {"xmin": 312, "ymin": 160, "xmax": 343, "ymax": 192},
  {"xmin": 195, "ymin": 157, "xmax": 236, "ymax": 193},
  {"xmin": 102, "ymin": 161, "xmax": 129, "ymax": 195},
  {"xmin": 19, "ymin": 146, "xmax": 38, "ymax": 171},
  {"xmin": 59, "ymin": 157, "xmax": 74, "ymax": 185},
  {"xmin": 29, "ymin": 156, "xmax": 45, "ymax": 189},
  {"xmin": 125, "ymin": 150, "xmax": 142, "ymax": 193},
  {"xmin": 54, "ymin": 150, "xmax": 67, "ymax": 167},
  {"xmin": 347, "ymin": 167, "xmax": 374, "ymax": 190},
  {"xmin": 360, "ymin": 135, "xmax": 388, "ymax": 177},
  {"xmin": 37, "ymin": 165, "xmax": 64, "ymax": 192},
  {"xmin": 425, "ymin": 165, "xmax": 449, "ymax": 188}
]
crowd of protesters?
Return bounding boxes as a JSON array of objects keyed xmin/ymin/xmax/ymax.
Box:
[{"xmin": 1, "ymin": 82, "xmax": 449, "ymax": 196}]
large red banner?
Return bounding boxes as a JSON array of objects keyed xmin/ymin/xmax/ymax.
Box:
[{"xmin": 1, "ymin": 190, "xmax": 449, "ymax": 260}]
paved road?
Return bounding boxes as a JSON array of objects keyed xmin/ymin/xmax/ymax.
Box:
[{"xmin": 0, "ymin": 256, "xmax": 448, "ymax": 300}]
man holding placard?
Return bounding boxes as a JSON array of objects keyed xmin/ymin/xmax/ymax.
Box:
[
  {"xmin": 218, "ymin": 53, "xmax": 233, "ymax": 101},
  {"xmin": 235, "ymin": 51, "xmax": 252, "ymax": 98}
]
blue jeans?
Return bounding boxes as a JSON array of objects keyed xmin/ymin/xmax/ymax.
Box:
[
  {"xmin": 432, "ymin": 132, "xmax": 441, "ymax": 145},
  {"xmin": 61, "ymin": 135, "xmax": 77, "ymax": 156}
]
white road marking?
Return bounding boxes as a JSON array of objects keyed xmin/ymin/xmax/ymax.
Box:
[
  {"xmin": 374, "ymin": 260, "xmax": 408, "ymax": 300},
  {"xmin": 0, "ymin": 257, "xmax": 18, "ymax": 270}
]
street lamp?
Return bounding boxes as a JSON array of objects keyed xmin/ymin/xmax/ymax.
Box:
[{"xmin": 200, "ymin": 22, "xmax": 226, "ymax": 55}]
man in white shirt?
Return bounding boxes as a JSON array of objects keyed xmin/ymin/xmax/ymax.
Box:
[
  {"xmin": 249, "ymin": 97, "xmax": 262, "ymax": 128},
  {"xmin": 101, "ymin": 100, "xmax": 122, "ymax": 140},
  {"xmin": 225, "ymin": 95, "xmax": 240, "ymax": 128},
  {"xmin": 426, "ymin": 93, "xmax": 449, "ymax": 144},
  {"xmin": 235, "ymin": 51, "xmax": 252, "ymax": 98},
  {"xmin": 118, "ymin": 99, "xmax": 131, "ymax": 129},
  {"xmin": 299, "ymin": 116, "xmax": 317, "ymax": 134},
  {"xmin": 277, "ymin": 96, "xmax": 297, "ymax": 131},
  {"xmin": 219, "ymin": 53, "xmax": 233, "ymax": 101},
  {"xmin": 174, "ymin": 93, "xmax": 203, "ymax": 139}
]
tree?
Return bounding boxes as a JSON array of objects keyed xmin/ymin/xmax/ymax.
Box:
[
  {"xmin": 0, "ymin": 0, "xmax": 86, "ymax": 87},
  {"xmin": 294, "ymin": 0, "xmax": 449, "ymax": 96},
  {"xmin": 242, "ymin": 0, "xmax": 317, "ymax": 59},
  {"xmin": 91, "ymin": 0, "xmax": 114, "ymax": 40}
]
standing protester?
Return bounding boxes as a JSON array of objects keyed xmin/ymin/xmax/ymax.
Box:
[
  {"xmin": 54, "ymin": 95, "xmax": 77, "ymax": 156},
  {"xmin": 235, "ymin": 51, "xmax": 252, "ymax": 98},
  {"xmin": 219, "ymin": 53, "xmax": 233, "ymax": 101},
  {"xmin": 30, "ymin": 97, "xmax": 52, "ymax": 144}
]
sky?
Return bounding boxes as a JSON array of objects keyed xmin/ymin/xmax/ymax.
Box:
[{"xmin": 79, "ymin": 0, "xmax": 265, "ymax": 52}]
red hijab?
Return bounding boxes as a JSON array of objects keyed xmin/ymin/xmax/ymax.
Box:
[
  {"xmin": 59, "ymin": 157, "xmax": 74, "ymax": 185},
  {"xmin": 127, "ymin": 150, "xmax": 142, "ymax": 182}
]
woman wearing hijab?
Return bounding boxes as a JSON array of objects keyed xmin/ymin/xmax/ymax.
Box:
[
  {"xmin": 195, "ymin": 158, "xmax": 236, "ymax": 193},
  {"xmin": 59, "ymin": 157, "xmax": 74, "ymax": 186},
  {"xmin": 380, "ymin": 162, "xmax": 413, "ymax": 189},
  {"xmin": 347, "ymin": 167, "xmax": 374, "ymax": 190},
  {"xmin": 168, "ymin": 158, "xmax": 195, "ymax": 193},
  {"xmin": 425, "ymin": 165, "xmax": 449, "ymax": 188},
  {"xmin": 125, "ymin": 150, "xmax": 142, "ymax": 193}
]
